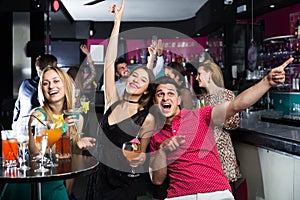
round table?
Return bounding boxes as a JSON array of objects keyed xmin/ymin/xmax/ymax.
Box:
[{"xmin": 0, "ymin": 154, "xmax": 99, "ymax": 200}]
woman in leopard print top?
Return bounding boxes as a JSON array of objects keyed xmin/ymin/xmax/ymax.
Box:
[{"xmin": 196, "ymin": 60, "xmax": 242, "ymax": 183}]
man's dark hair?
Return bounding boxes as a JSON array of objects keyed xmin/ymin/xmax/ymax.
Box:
[
  {"xmin": 155, "ymin": 76, "xmax": 181, "ymax": 96},
  {"xmin": 35, "ymin": 54, "xmax": 57, "ymax": 70},
  {"xmin": 114, "ymin": 57, "xmax": 127, "ymax": 69}
]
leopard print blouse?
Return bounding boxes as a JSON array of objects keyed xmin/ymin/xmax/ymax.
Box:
[{"xmin": 201, "ymin": 88, "xmax": 242, "ymax": 182}]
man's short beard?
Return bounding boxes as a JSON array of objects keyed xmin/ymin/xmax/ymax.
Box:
[{"xmin": 121, "ymin": 75, "xmax": 129, "ymax": 79}]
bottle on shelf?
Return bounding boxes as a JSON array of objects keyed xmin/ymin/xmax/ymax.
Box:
[
  {"xmin": 295, "ymin": 42, "xmax": 300, "ymax": 64},
  {"xmin": 292, "ymin": 72, "xmax": 298, "ymax": 91},
  {"xmin": 140, "ymin": 40, "xmax": 147, "ymax": 64},
  {"xmin": 165, "ymin": 50, "xmax": 171, "ymax": 65},
  {"xmin": 135, "ymin": 48, "xmax": 140, "ymax": 64},
  {"xmin": 295, "ymin": 19, "xmax": 300, "ymax": 39},
  {"xmin": 118, "ymin": 36, "xmax": 127, "ymax": 60}
]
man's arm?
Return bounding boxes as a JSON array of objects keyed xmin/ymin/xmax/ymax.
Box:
[
  {"xmin": 212, "ymin": 57, "xmax": 294, "ymax": 125},
  {"xmin": 149, "ymin": 135, "xmax": 185, "ymax": 185},
  {"xmin": 149, "ymin": 148, "xmax": 168, "ymax": 185}
]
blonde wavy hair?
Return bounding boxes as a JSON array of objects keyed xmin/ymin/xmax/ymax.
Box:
[
  {"xmin": 38, "ymin": 66, "xmax": 74, "ymax": 122},
  {"xmin": 199, "ymin": 60, "xmax": 224, "ymax": 88}
]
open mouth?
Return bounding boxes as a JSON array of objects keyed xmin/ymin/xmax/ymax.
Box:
[
  {"xmin": 49, "ymin": 90, "xmax": 58, "ymax": 95},
  {"xmin": 161, "ymin": 103, "xmax": 171, "ymax": 112}
]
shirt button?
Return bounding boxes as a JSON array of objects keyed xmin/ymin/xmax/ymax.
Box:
[{"xmin": 173, "ymin": 130, "xmax": 176, "ymax": 133}]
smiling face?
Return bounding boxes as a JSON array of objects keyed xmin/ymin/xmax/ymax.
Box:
[
  {"xmin": 154, "ymin": 83, "xmax": 181, "ymax": 123},
  {"xmin": 116, "ymin": 62, "xmax": 130, "ymax": 78},
  {"xmin": 125, "ymin": 67, "xmax": 150, "ymax": 95},
  {"xmin": 42, "ymin": 69, "xmax": 65, "ymax": 104},
  {"xmin": 196, "ymin": 66, "xmax": 211, "ymax": 89}
]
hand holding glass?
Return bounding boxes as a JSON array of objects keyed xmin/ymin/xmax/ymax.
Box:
[
  {"xmin": 151, "ymin": 35, "xmax": 158, "ymax": 48},
  {"xmin": 122, "ymin": 141, "xmax": 141, "ymax": 178}
]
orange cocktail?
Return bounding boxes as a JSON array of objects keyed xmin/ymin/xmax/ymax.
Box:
[
  {"xmin": 47, "ymin": 128, "xmax": 63, "ymax": 147},
  {"xmin": 2, "ymin": 139, "xmax": 18, "ymax": 161},
  {"xmin": 123, "ymin": 150, "xmax": 142, "ymax": 161}
]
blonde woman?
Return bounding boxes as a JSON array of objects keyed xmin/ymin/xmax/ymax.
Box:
[
  {"xmin": 1, "ymin": 66, "xmax": 95, "ymax": 200},
  {"xmin": 196, "ymin": 60, "xmax": 241, "ymax": 189}
]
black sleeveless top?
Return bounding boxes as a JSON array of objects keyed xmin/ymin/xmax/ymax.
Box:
[{"xmin": 89, "ymin": 101, "xmax": 151, "ymax": 200}]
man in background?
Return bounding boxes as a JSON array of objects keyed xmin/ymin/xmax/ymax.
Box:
[
  {"xmin": 99, "ymin": 57, "xmax": 129, "ymax": 97},
  {"xmin": 12, "ymin": 54, "xmax": 57, "ymax": 126}
]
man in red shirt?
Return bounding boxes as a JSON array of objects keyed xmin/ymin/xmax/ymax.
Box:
[{"xmin": 149, "ymin": 58, "xmax": 293, "ymax": 200}]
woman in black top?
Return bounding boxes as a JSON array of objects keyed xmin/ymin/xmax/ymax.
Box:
[{"xmin": 86, "ymin": 0, "xmax": 155, "ymax": 199}]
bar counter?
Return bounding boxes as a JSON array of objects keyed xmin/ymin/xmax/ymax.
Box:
[
  {"xmin": 231, "ymin": 115, "xmax": 300, "ymax": 157},
  {"xmin": 230, "ymin": 113, "xmax": 300, "ymax": 200}
]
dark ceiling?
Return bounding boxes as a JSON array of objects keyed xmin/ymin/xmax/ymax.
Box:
[
  {"xmin": 1, "ymin": 0, "xmax": 300, "ymax": 38},
  {"xmin": 234, "ymin": 0, "xmax": 300, "ymax": 19}
]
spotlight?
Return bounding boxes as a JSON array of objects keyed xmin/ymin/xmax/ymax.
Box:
[
  {"xmin": 31, "ymin": 0, "xmax": 41, "ymax": 10},
  {"xmin": 89, "ymin": 22, "xmax": 96, "ymax": 38},
  {"xmin": 224, "ymin": 0, "xmax": 233, "ymax": 5}
]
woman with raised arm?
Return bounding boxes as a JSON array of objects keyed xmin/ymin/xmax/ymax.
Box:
[{"xmin": 86, "ymin": 0, "xmax": 156, "ymax": 199}]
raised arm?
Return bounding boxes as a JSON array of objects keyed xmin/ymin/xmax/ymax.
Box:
[
  {"xmin": 147, "ymin": 39, "xmax": 164, "ymax": 77},
  {"xmin": 104, "ymin": 0, "xmax": 125, "ymax": 111},
  {"xmin": 80, "ymin": 44, "xmax": 96, "ymax": 89},
  {"xmin": 212, "ymin": 57, "xmax": 294, "ymax": 125}
]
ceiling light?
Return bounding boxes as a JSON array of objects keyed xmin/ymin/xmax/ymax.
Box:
[
  {"xmin": 89, "ymin": 22, "xmax": 96, "ymax": 38},
  {"xmin": 224, "ymin": 0, "xmax": 233, "ymax": 5},
  {"xmin": 237, "ymin": 5, "xmax": 247, "ymax": 13},
  {"xmin": 51, "ymin": 0, "xmax": 60, "ymax": 12},
  {"xmin": 31, "ymin": 0, "xmax": 41, "ymax": 10},
  {"xmin": 270, "ymin": 4, "xmax": 275, "ymax": 8}
]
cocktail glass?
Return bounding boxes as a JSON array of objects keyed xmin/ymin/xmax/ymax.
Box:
[
  {"xmin": 17, "ymin": 125, "xmax": 31, "ymax": 170},
  {"xmin": 63, "ymin": 109, "xmax": 80, "ymax": 135},
  {"xmin": 34, "ymin": 135, "xmax": 49, "ymax": 173},
  {"xmin": 46, "ymin": 122, "xmax": 63, "ymax": 167},
  {"xmin": 122, "ymin": 141, "xmax": 141, "ymax": 178}
]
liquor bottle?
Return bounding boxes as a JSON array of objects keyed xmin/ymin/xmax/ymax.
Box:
[
  {"xmin": 118, "ymin": 37, "xmax": 127, "ymax": 60},
  {"xmin": 294, "ymin": 42, "xmax": 300, "ymax": 64},
  {"xmin": 140, "ymin": 40, "xmax": 147, "ymax": 64},
  {"xmin": 165, "ymin": 50, "xmax": 171, "ymax": 65},
  {"xmin": 135, "ymin": 48, "xmax": 140, "ymax": 64},
  {"xmin": 171, "ymin": 53, "xmax": 176, "ymax": 62},
  {"xmin": 295, "ymin": 20, "xmax": 300, "ymax": 39}
]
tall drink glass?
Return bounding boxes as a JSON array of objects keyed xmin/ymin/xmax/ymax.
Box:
[
  {"xmin": 1, "ymin": 130, "xmax": 18, "ymax": 168},
  {"xmin": 17, "ymin": 125, "xmax": 31, "ymax": 170}
]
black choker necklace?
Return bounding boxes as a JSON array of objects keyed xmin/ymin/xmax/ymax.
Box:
[{"xmin": 123, "ymin": 99, "xmax": 139, "ymax": 104}]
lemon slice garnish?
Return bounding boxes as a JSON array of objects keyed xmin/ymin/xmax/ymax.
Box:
[
  {"xmin": 132, "ymin": 143, "xmax": 138, "ymax": 151},
  {"xmin": 53, "ymin": 114, "xmax": 64, "ymax": 128}
]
